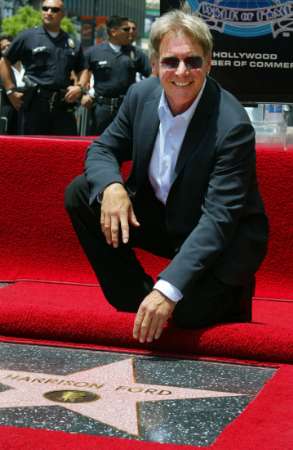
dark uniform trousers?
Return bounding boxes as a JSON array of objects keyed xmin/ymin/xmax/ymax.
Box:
[
  {"xmin": 90, "ymin": 96, "xmax": 124, "ymax": 135},
  {"xmin": 20, "ymin": 90, "xmax": 77, "ymax": 135},
  {"xmin": 91, "ymin": 103, "xmax": 116, "ymax": 135},
  {"xmin": 65, "ymin": 174, "xmax": 254, "ymax": 329},
  {"xmin": 0, "ymin": 100, "xmax": 19, "ymax": 134}
]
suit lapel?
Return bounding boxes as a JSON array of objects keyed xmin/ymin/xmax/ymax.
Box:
[
  {"xmin": 135, "ymin": 83, "xmax": 161, "ymax": 183},
  {"xmin": 174, "ymin": 78, "xmax": 219, "ymax": 177}
]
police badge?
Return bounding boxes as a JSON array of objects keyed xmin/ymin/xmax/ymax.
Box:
[{"xmin": 68, "ymin": 38, "xmax": 75, "ymax": 48}]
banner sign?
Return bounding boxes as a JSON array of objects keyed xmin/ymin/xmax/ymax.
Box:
[{"xmin": 165, "ymin": 1, "xmax": 293, "ymax": 103}]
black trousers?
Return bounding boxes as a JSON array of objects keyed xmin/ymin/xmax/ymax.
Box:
[
  {"xmin": 64, "ymin": 174, "xmax": 253, "ymax": 329},
  {"xmin": 0, "ymin": 102, "xmax": 19, "ymax": 134},
  {"xmin": 91, "ymin": 103, "xmax": 118, "ymax": 135},
  {"xmin": 19, "ymin": 92, "xmax": 77, "ymax": 135}
]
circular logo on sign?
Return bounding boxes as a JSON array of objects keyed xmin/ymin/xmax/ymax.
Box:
[
  {"xmin": 188, "ymin": 0, "xmax": 292, "ymax": 37},
  {"xmin": 44, "ymin": 390, "xmax": 100, "ymax": 403}
]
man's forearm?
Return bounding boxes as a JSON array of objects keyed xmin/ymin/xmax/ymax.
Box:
[
  {"xmin": 76, "ymin": 69, "xmax": 90, "ymax": 90},
  {"xmin": 0, "ymin": 58, "xmax": 15, "ymax": 90}
]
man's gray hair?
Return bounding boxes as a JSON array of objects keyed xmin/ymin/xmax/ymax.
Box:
[{"xmin": 149, "ymin": 10, "xmax": 213, "ymax": 60}]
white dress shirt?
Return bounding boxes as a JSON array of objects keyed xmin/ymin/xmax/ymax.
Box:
[
  {"xmin": 11, "ymin": 63, "xmax": 25, "ymax": 88},
  {"xmin": 148, "ymin": 81, "xmax": 206, "ymax": 302}
]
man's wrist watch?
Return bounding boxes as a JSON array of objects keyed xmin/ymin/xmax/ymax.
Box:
[
  {"xmin": 77, "ymin": 84, "xmax": 88, "ymax": 95},
  {"xmin": 6, "ymin": 87, "xmax": 17, "ymax": 96}
]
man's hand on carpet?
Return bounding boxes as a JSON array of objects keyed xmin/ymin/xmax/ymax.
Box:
[
  {"xmin": 101, "ymin": 183, "xmax": 140, "ymax": 248},
  {"xmin": 133, "ymin": 290, "xmax": 176, "ymax": 343}
]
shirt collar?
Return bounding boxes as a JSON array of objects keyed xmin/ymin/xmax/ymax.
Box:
[
  {"xmin": 47, "ymin": 30, "xmax": 60, "ymax": 38},
  {"xmin": 109, "ymin": 42, "xmax": 121, "ymax": 53},
  {"xmin": 158, "ymin": 78, "xmax": 207, "ymax": 123},
  {"xmin": 42, "ymin": 26, "xmax": 62, "ymax": 39}
]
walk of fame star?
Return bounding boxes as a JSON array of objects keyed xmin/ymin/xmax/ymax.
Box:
[{"xmin": 0, "ymin": 358, "xmax": 243, "ymax": 436}]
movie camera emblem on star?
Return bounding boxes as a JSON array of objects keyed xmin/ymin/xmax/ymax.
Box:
[{"xmin": 44, "ymin": 390, "xmax": 100, "ymax": 403}]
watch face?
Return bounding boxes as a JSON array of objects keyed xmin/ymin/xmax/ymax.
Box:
[{"xmin": 187, "ymin": 0, "xmax": 291, "ymax": 37}]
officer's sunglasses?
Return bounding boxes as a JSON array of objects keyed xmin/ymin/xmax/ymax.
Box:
[
  {"xmin": 160, "ymin": 56, "xmax": 203, "ymax": 70},
  {"xmin": 42, "ymin": 6, "xmax": 62, "ymax": 13}
]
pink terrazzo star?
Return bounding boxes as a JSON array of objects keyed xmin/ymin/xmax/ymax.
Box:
[{"xmin": 0, "ymin": 358, "xmax": 242, "ymax": 435}]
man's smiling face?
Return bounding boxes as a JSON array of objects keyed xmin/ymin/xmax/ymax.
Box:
[{"xmin": 153, "ymin": 31, "xmax": 211, "ymax": 115}]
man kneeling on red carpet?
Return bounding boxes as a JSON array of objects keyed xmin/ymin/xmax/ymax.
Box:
[{"xmin": 65, "ymin": 9, "xmax": 268, "ymax": 344}]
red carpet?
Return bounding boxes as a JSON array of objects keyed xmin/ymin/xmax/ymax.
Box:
[
  {"xmin": 0, "ymin": 136, "xmax": 292, "ymax": 362},
  {"xmin": 254, "ymin": 145, "xmax": 293, "ymax": 300},
  {"xmin": 0, "ymin": 282, "xmax": 292, "ymax": 363}
]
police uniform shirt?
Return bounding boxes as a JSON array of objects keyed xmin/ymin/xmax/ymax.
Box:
[
  {"xmin": 5, "ymin": 26, "xmax": 85, "ymax": 90},
  {"xmin": 85, "ymin": 41, "xmax": 151, "ymax": 98}
]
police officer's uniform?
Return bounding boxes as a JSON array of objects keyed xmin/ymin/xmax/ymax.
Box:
[
  {"xmin": 5, "ymin": 26, "xmax": 85, "ymax": 135},
  {"xmin": 85, "ymin": 42, "xmax": 151, "ymax": 134}
]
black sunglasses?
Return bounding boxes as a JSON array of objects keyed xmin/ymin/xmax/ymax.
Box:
[
  {"xmin": 42, "ymin": 6, "xmax": 62, "ymax": 13},
  {"xmin": 160, "ymin": 56, "xmax": 203, "ymax": 70}
]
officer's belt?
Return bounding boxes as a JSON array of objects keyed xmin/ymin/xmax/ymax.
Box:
[
  {"xmin": 95, "ymin": 95, "xmax": 124, "ymax": 108},
  {"xmin": 36, "ymin": 87, "xmax": 70, "ymax": 112},
  {"xmin": 36, "ymin": 87, "xmax": 67, "ymax": 100}
]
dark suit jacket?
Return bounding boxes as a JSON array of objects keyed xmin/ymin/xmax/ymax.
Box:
[{"xmin": 85, "ymin": 76, "xmax": 268, "ymax": 294}]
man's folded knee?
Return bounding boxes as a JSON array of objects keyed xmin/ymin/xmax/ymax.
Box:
[{"xmin": 64, "ymin": 175, "xmax": 88, "ymax": 212}]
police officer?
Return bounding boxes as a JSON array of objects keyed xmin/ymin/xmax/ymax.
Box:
[
  {"xmin": 0, "ymin": 0, "xmax": 88, "ymax": 135},
  {"xmin": 81, "ymin": 16, "xmax": 151, "ymax": 135},
  {"xmin": 127, "ymin": 19, "xmax": 138, "ymax": 45},
  {"xmin": 0, "ymin": 35, "xmax": 19, "ymax": 134}
]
